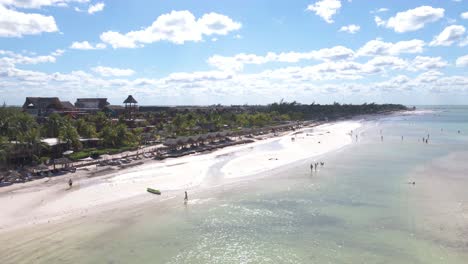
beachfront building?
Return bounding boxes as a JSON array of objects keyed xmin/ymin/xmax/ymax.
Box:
[
  {"xmin": 22, "ymin": 97, "xmax": 69, "ymax": 117},
  {"xmin": 74, "ymin": 98, "xmax": 109, "ymax": 113},
  {"xmin": 103, "ymin": 105, "xmax": 126, "ymax": 117}
]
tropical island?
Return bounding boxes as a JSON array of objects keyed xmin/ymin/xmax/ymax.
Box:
[{"xmin": 0, "ymin": 96, "xmax": 408, "ymax": 186}]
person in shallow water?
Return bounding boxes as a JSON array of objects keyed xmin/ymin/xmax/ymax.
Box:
[
  {"xmin": 68, "ymin": 178, "xmax": 73, "ymax": 188},
  {"xmin": 184, "ymin": 191, "xmax": 188, "ymax": 201}
]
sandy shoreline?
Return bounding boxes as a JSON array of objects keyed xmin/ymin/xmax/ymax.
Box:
[{"xmin": 0, "ymin": 120, "xmax": 362, "ymax": 232}]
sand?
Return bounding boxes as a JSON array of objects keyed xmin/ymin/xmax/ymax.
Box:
[{"xmin": 0, "ymin": 120, "xmax": 361, "ymax": 232}]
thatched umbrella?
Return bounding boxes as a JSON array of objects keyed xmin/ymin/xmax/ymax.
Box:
[
  {"xmin": 34, "ymin": 164, "xmax": 49, "ymax": 173},
  {"xmin": 53, "ymin": 157, "xmax": 71, "ymax": 169}
]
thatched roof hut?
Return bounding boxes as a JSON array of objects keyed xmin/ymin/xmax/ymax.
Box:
[{"xmin": 123, "ymin": 95, "xmax": 138, "ymax": 104}]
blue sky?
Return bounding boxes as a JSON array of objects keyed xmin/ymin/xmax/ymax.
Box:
[{"xmin": 0, "ymin": 0, "xmax": 467, "ymax": 105}]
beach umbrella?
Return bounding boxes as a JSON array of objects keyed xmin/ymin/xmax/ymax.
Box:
[
  {"xmin": 63, "ymin": 150, "xmax": 74, "ymax": 155},
  {"xmin": 34, "ymin": 164, "xmax": 49, "ymax": 172},
  {"xmin": 100, "ymin": 154, "xmax": 112, "ymax": 160},
  {"xmin": 79, "ymin": 157, "xmax": 94, "ymax": 161}
]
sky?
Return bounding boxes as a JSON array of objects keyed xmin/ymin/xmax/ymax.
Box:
[{"xmin": 0, "ymin": 0, "xmax": 467, "ymax": 106}]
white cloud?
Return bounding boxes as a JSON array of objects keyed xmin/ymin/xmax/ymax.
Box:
[
  {"xmin": 0, "ymin": 0, "xmax": 89, "ymax": 8},
  {"xmin": 100, "ymin": 31, "xmax": 138, "ymax": 48},
  {"xmin": 456, "ymin": 54, "xmax": 468, "ymax": 67},
  {"xmin": 92, "ymin": 66, "xmax": 135, "ymax": 77},
  {"xmin": 429, "ymin": 25, "xmax": 466, "ymax": 46},
  {"xmin": 374, "ymin": 16, "xmax": 385, "ymax": 26},
  {"xmin": 0, "ymin": 49, "xmax": 63, "ymax": 66},
  {"xmin": 198, "ymin": 12, "xmax": 241, "ymax": 35},
  {"xmin": 307, "ymin": 0, "xmax": 342, "ymax": 23},
  {"xmin": 208, "ymin": 46, "xmax": 355, "ymax": 71},
  {"xmin": 366, "ymin": 56, "xmax": 407, "ymax": 70},
  {"xmin": 0, "ymin": 5, "xmax": 58, "ymax": 37},
  {"xmin": 70, "ymin": 41, "xmax": 106, "ymax": 50},
  {"xmin": 370, "ymin": 8, "xmax": 389, "ymax": 14},
  {"xmin": 164, "ymin": 71, "xmax": 233, "ymax": 84},
  {"xmin": 339, "ymin": 24, "xmax": 360, "ymax": 34},
  {"xmin": 461, "ymin": 12, "xmax": 468, "ymax": 19},
  {"xmin": 376, "ymin": 6, "xmax": 444, "ymax": 33},
  {"xmin": 357, "ymin": 39, "xmax": 425, "ymax": 56},
  {"xmin": 459, "ymin": 37, "xmax": 468, "ymax": 47},
  {"xmin": 409, "ymin": 56, "xmax": 448, "ymax": 71},
  {"xmin": 88, "ymin": 2, "xmax": 104, "ymax": 14},
  {"xmin": 100, "ymin": 10, "xmax": 241, "ymax": 48}
]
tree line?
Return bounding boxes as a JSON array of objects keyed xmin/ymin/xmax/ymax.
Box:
[{"xmin": 0, "ymin": 101, "xmax": 408, "ymax": 168}]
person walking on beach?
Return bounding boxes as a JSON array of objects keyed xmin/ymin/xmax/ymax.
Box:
[
  {"xmin": 310, "ymin": 163, "xmax": 313, "ymax": 172},
  {"xmin": 68, "ymin": 178, "xmax": 73, "ymax": 188},
  {"xmin": 184, "ymin": 191, "xmax": 188, "ymax": 201}
]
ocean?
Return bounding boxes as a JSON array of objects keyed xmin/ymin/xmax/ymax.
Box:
[{"xmin": 1, "ymin": 106, "xmax": 468, "ymax": 264}]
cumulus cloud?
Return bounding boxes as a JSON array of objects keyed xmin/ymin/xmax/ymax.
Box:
[
  {"xmin": 0, "ymin": 5, "xmax": 58, "ymax": 37},
  {"xmin": 357, "ymin": 39, "xmax": 425, "ymax": 56},
  {"xmin": 461, "ymin": 12, "xmax": 468, "ymax": 19},
  {"xmin": 339, "ymin": 24, "xmax": 360, "ymax": 34},
  {"xmin": 409, "ymin": 56, "xmax": 448, "ymax": 71},
  {"xmin": 0, "ymin": 0, "xmax": 89, "ymax": 8},
  {"xmin": 376, "ymin": 8, "xmax": 388, "ymax": 13},
  {"xmin": 429, "ymin": 25, "xmax": 466, "ymax": 46},
  {"xmin": 366, "ymin": 56, "xmax": 407, "ymax": 70},
  {"xmin": 88, "ymin": 2, "xmax": 104, "ymax": 14},
  {"xmin": 307, "ymin": 0, "xmax": 342, "ymax": 23},
  {"xmin": 456, "ymin": 54, "xmax": 468, "ymax": 67},
  {"xmin": 208, "ymin": 46, "xmax": 355, "ymax": 71},
  {"xmin": 92, "ymin": 66, "xmax": 135, "ymax": 77},
  {"xmin": 0, "ymin": 49, "xmax": 63, "ymax": 66},
  {"xmin": 376, "ymin": 6, "xmax": 444, "ymax": 33},
  {"xmin": 100, "ymin": 10, "xmax": 241, "ymax": 48},
  {"xmin": 70, "ymin": 41, "xmax": 106, "ymax": 50}
]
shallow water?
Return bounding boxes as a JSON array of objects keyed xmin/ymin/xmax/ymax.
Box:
[{"xmin": 1, "ymin": 107, "xmax": 468, "ymax": 263}]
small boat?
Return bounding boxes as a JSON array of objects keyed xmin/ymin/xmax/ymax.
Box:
[{"xmin": 147, "ymin": 188, "xmax": 161, "ymax": 195}]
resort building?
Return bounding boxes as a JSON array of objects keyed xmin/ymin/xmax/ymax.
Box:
[
  {"xmin": 22, "ymin": 97, "xmax": 71, "ymax": 117},
  {"xmin": 74, "ymin": 98, "xmax": 109, "ymax": 112}
]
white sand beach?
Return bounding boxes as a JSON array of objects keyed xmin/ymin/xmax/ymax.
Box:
[{"xmin": 0, "ymin": 120, "xmax": 361, "ymax": 232}]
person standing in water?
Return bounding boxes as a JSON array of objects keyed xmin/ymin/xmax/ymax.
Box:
[{"xmin": 184, "ymin": 191, "xmax": 188, "ymax": 201}]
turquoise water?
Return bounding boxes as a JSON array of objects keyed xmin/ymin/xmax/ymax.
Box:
[{"xmin": 1, "ymin": 107, "xmax": 468, "ymax": 263}]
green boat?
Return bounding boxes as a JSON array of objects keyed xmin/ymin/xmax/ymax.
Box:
[{"xmin": 147, "ymin": 188, "xmax": 161, "ymax": 195}]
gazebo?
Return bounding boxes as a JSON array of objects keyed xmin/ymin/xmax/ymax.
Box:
[{"xmin": 123, "ymin": 95, "xmax": 138, "ymax": 119}]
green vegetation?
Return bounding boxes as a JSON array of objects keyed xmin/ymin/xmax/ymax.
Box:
[{"xmin": 0, "ymin": 101, "xmax": 407, "ymax": 168}]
